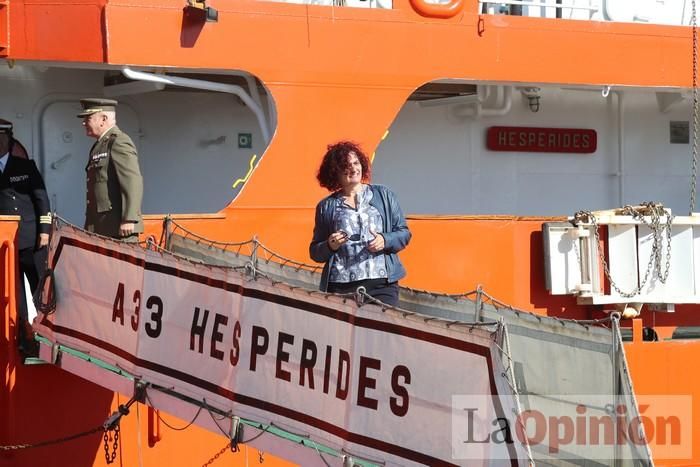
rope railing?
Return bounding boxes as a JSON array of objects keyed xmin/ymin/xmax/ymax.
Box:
[
  {"xmin": 255, "ymin": 240, "xmax": 323, "ymax": 274},
  {"xmin": 168, "ymin": 220, "xmax": 257, "ymax": 257},
  {"xmin": 500, "ymin": 320, "xmax": 535, "ymax": 465},
  {"xmin": 162, "ymin": 217, "xmax": 616, "ymax": 331},
  {"xmin": 41, "ymin": 216, "xmax": 617, "ymax": 337},
  {"xmin": 167, "ymin": 218, "xmax": 322, "ymax": 274}
]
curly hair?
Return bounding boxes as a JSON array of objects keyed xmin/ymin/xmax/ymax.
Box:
[{"xmin": 316, "ymin": 141, "xmax": 371, "ymax": 192}]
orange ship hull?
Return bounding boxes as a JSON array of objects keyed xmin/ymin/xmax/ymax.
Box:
[{"xmin": 2, "ymin": 0, "xmax": 700, "ymax": 464}]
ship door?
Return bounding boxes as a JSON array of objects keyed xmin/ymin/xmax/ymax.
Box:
[{"xmin": 39, "ymin": 101, "xmax": 140, "ymax": 226}]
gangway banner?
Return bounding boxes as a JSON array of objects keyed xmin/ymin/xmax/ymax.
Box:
[{"xmin": 34, "ymin": 224, "xmax": 528, "ymax": 466}]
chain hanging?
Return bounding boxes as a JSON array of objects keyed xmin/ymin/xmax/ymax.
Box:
[
  {"xmin": 691, "ymin": 0, "xmax": 698, "ymax": 213},
  {"xmin": 99, "ymin": 386, "xmax": 144, "ymax": 464},
  {"xmin": 0, "ymin": 378, "xmax": 138, "ymax": 455},
  {"xmin": 103, "ymin": 424, "xmax": 120, "ymax": 464},
  {"xmin": 0, "ymin": 425, "xmax": 104, "ymax": 452},
  {"xmin": 201, "ymin": 442, "xmax": 232, "ymax": 466},
  {"xmin": 574, "ymin": 203, "xmax": 673, "ymax": 298}
]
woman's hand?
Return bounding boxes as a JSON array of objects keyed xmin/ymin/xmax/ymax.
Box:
[
  {"xmin": 327, "ymin": 231, "xmax": 348, "ymax": 251},
  {"xmin": 367, "ymin": 227, "xmax": 385, "ymax": 253}
]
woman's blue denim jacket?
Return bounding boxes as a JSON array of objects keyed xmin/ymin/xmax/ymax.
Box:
[{"xmin": 309, "ymin": 184, "xmax": 411, "ymax": 292}]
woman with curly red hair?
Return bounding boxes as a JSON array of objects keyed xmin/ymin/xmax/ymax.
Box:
[{"xmin": 309, "ymin": 141, "xmax": 411, "ymax": 306}]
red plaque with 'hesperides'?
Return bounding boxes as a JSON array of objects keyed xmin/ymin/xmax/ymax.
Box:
[{"xmin": 486, "ymin": 126, "xmax": 597, "ymax": 153}]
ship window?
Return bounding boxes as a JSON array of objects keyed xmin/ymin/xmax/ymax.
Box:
[
  {"xmin": 32, "ymin": 67, "xmax": 275, "ymax": 225},
  {"xmin": 371, "ymin": 80, "xmax": 692, "ymax": 216}
]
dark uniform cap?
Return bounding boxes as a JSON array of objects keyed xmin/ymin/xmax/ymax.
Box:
[
  {"xmin": 0, "ymin": 118, "xmax": 12, "ymax": 135},
  {"xmin": 77, "ymin": 98, "xmax": 118, "ymax": 118}
]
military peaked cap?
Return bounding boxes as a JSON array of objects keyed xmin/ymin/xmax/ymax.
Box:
[
  {"xmin": 0, "ymin": 118, "xmax": 12, "ymax": 135},
  {"xmin": 77, "ymin": 98, "xmax": 118, "ymax": 118}
]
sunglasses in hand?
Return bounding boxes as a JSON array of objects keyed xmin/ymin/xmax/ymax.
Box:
[{"xmin": 339, "ymin": 231, "xmax": 361, "ymax": 242}]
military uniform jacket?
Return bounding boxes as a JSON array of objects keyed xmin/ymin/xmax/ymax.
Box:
[
  {"xmin": 85, "ymin": 126, "xmax": 144, "ymax": 238},
  {"xmin": 0, "ymin": 155, "xmax": 51, "ymax": 250}
]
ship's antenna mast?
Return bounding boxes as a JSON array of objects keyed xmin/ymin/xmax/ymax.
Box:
[{"xmin": 690, "ymin": 0, "xmax": 698, "ymax": 214}]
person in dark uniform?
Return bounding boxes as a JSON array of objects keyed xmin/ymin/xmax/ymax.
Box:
[
  {"xmin": 78, "ymin": 98, "xmax": 144, "ymax": 242},
  {"xmin": 0, "ymin": 118, "xmax": 51, "ymax": 352}
]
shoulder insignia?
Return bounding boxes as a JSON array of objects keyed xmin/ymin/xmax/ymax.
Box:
[{"xmin": 9, "ymin": 174, "xmax": 29, "ymax": 183}]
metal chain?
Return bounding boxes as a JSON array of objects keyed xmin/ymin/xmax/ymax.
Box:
[
  {"xmin": 691, "ymin": 0, "xmax": 698, "ymax": 213},
  {"xmin": 0, "ymin": 425, "xmax": 104, "ymax": 452},
  {"xmin": 574, "ymin": 203, "xmax": 673, "ymax": 298},
  {"xmin": 113, "ymin": 426, "xmax": 120, "ymax": 460},
  {"xmin": 103, "ymin": 424, "xmax": 120, "ymax": 465},
  {"xmin": 202, "ymin": 442, "xmax": 231, "ymax": 466},
  {"xmin": 0, "ymin": 391, "xmax": 137, "ymax": 456}
]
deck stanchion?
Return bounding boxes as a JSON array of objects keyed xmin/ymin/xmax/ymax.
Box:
[{"xmin": 0, "ymin": 239, "xmax": 17, "ymax": 459}]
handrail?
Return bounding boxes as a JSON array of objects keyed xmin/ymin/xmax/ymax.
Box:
[
  {"xmin": 478, "ymin": 0, "xmax": 598, "ymax": 12},
  {"xmin": 409, "ymin": 0, "xmax": 465, "ymax": 18}
]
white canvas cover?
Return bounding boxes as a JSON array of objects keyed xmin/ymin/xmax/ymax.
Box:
[
  {"xmin": 165, "ymin": 221, "xmax": 656, "ymax": 465},
  {"xmin": 34, "ymin": 222, "xmax": 530, "ymax": 466}
]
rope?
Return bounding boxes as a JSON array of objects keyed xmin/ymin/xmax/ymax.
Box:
[
  {"xmin": 166, "ymin": 219, "xmax": 322, "ymax": 273},
  {"xmin": 611, "ymin": 315, "xmax": 655, "ymax": 462},
  {"xmin": 499, "ymin": 322, "xmax": 535, "ymax": 466},
  {"xmin": 160, "ymin": 217, "xmax": 606, "ymax": 330},
  {"xmin": 168, "ymin": 219, "xmax": 256, "ymax": 253},
  {"xmin": 144, "ymin": 390, "xmax": 204, "ymax": 431},
  {"xmin": 202, "ymin": 399, "xmax": 234, "ymax": 439},
  {"xmin": 311, "ymin": 440, "xmax": 333, "ymax": 467},
  {"xmin": 34, "ymin": 267, "xmax": 57, "ymax": 314},
  {"xmin": 611, "ymin": 312, "xmax": 623, "ymax": 462},
  {"xmin": 55, "ymin": 214, "xmax": 611, "ymax": 331},
  {"xmin": 47, "ymin": 215, "xmax": 616, "ymax": 338},
  {"xmin": 254, "ymin": 239, "xmax": 322, "ymax": 274},
  {"xmin": 240, "ymin": 423, "xmax": 272, "ymax": 444}
]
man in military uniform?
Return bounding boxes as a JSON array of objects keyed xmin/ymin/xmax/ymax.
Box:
[
  {"xmin": 0, "ymin": 118, "xmax": 51, "ymax": 352},
  {"xmin": 78, "ymin": 98, "xmax": 143, "ymax": 241}
]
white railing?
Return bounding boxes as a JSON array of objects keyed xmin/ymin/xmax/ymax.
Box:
[
  {"xmin": 262, "ymin": 0, "xmax": 690, "ymax": 22},
  {"xmin": 479, "ymin": 0, "xmax": 598, "ymax": 20},
  {"xmin": 264, "ymin": 0, "xmax": 393, "ymax": 8},
  {"xmin": 479, "ymin": 0, "xmax": 692, "ymax": 25}
]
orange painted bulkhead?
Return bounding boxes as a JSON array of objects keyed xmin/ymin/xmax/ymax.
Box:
[{"xmin": 2, "ymin": 0, "xmax": 700, "ymax": 464}]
